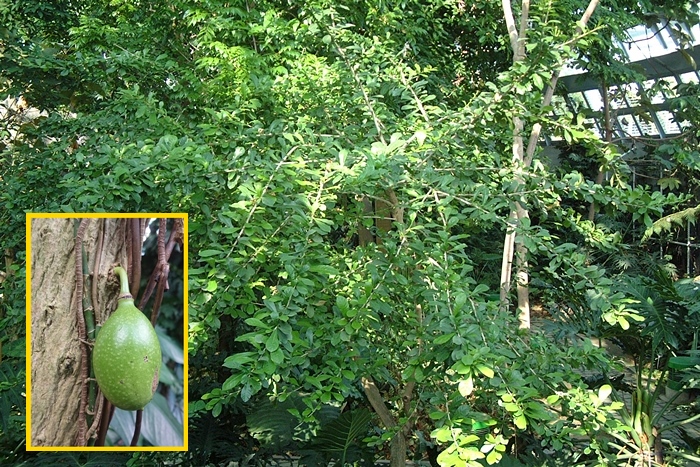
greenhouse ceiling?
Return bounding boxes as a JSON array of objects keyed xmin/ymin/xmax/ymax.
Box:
[{"xmin": 556, "ymin": 16, "xmax": 700, "ymax": 141}]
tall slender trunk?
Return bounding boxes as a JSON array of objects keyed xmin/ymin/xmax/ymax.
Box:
[
  {"xmin": 500, "ymin": 0, "xmax": 531, "ymax": 327},
  {"xmin": 499, "ymin": 0, "xmax": 600, "ymax": 327},
  {"xmin": 588, "ymin": 80, "xmax": 612, "ymax": 221}
]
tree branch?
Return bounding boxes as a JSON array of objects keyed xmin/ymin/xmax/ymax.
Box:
[
  {"xmin": 361, "ymin": 377, "xmax": 396, "ymax": 429},
  {"xmin": 524, "ymin": 0, "xmax": 600, "ymax": 167},
  {"xmin": 516, "ymin": 0, "xmax": 530, "ymax": 61},
  {"xmin": 501, "ymin": 0, "xmax": 519, "ymax": 53}
]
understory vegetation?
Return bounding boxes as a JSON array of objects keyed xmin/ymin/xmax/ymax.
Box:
[{"xmin": 1, "ymin": 0, "xmax": 700, "ymax": 465}]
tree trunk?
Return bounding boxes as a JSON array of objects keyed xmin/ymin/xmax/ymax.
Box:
[
  {"xmin": 514, "ymin": 204, "xmax": 531, "ymax": 329},
  {"xmin": 362, "ymin": 376, "xmax": 412, "ymax": 467},
  {"xmin": 500, "ymin": 0, "xmax": 531, "ymax": 327},
  {"xmin": 29, "ymin": 218, "xmax": 127, "ymax": 446},
  {"xmin": 500, "ymin": 0, "xmax": 600, "ymax": 327},
  {"xmin": 358, "ymin": 191, "xmax": 412, "ymax": 465},
  {"xmin": 588, "ymin": 80, "xmax": 612, "ymax": 221}
]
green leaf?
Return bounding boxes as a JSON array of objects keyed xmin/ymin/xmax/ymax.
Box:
[
  {"xmin": 434, "ymin": 333, "xmax": 456, "ymax": 345},
  {"xmin": 223, "ymin": 352, "xmax": 256, "ymax": 369},
  {"xmin": 140, "ymin": 392, "xmax": 184, "ymax": 446},
  {"xmin": 222, "ymin": 373, "xmax": 245, "ymax": 391},
  {"xmin": 336, "ymin": 295, "xmax": 350, "ymax": 314},
  {"xmin": 454, "ymin": 292, "xmax": 467, "ymax": 312},
  {"xmin": 310, "ymin": 408, "xmax": 372, "ymax": 459},
  {"xmin": 270, "ymin": 348, "xmax": 285, "ymax": 365},
  {"xmin": 199, "ymin": 249, "xmax": 222, "ymax": 257},
  {"xmin": 486, "ymin": 449, "xmax": 502, "ymax": 465},
  {"xmin": 503, "ymin": 402, "xmax": 519, "ymax": 412},
  {"xmin": 247, "ymin": 396, "xmax": 302, "ymax": 447},
  {"xmin": 310, "ymin": 264, "xmax": 340, "ymax": 275},
  {"xmin": 476, "ymin": 364, "xmax": 494, "ymax": 378},
  {"xmin": 414, "ymin": 366, "xmax": 425, "ymax": 382},
  {"xmin": 244, "ymin": 317, "xmax": 270, "ymax": 329},
  {"xmin": 265, "ymin": 331, "xmax": 280, "ymax": 352},
  {"xmin": 546, "ymin": 394, "xmax": 560, "ymax": 404},
  {"xmin": 241, "ymin": 382, "xmax": 256, "ymax": 402}
]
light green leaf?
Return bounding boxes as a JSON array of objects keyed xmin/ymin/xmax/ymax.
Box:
[
  {"xmin": 598, "ymin": 384, "xmax": 612, "ymax": 403},
  {"xmin": 458, "ymin": 377, "xmax": 474, "ymax": 397},
  {"xmin": 476, "ymin": 364, "xmax": 494, "ymax": 378}
]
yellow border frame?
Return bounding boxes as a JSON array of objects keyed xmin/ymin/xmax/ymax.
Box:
[{"xmin": 25, "ymin": 213, "xmax": 188, "ymax": 451}]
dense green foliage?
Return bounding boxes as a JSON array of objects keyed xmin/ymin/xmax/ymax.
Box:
[{"xmin": 2, "ymin": 0, "xmax": 699, "ymax": 464}]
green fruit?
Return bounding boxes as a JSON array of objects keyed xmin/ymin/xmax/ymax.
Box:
[{"xmin": 92, "ymin": 268, "xmax": 161, "ymax": 411}]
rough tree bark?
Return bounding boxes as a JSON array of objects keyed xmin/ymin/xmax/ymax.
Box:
[{"xmin": 30, "ymin": 218, "xmax": 127, "ymax": 446}]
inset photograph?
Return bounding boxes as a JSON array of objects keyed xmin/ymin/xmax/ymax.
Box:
[{"xmin": 26, "ymin": 214, "xmax": 187, "ymax": 450}]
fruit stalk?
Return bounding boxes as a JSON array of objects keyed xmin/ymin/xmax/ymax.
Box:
[{"xmin": 113, "ymin": 266, "xmax": 132, "ymax": 298}]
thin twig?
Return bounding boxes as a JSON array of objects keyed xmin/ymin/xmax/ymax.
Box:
[
  {"xmin": 74, "ymin": 219, "xmax": 91, "ymax": 446},
  {"xmin": 524, "ymin": 0, "xmax": 600, "ymax": 167},
  {"xmin": 170, "ymin": 218, "xmax": 185, "ymax": 253},
  {"xmin": 130, "ymin": 219, "xmax": 142, "ymax": 299},
  {"xmin": 226, "ymin": 148, "xmax": 296, "ymax": 258},
  {"xmin": 85, "ymin": 387, "xmax": 104, "ymax": 442},
  {"xmin": 151, "ymin": 263, "xmax": 169, "ymax": 327},
  {"xmin": 91, "ymin": 219, "xmax": 105, "ymax": 325},
  {"xmin": 158, "ymin": 218, "xmax": 167, "ymax": 270},
  {"xmin": 131, "ymin": 409, "xmax": 143, "ymax": 446},
  {"xmin": 138, "ymin": 219, "xmax": 172, "ymax": 310},
  {"xmin": 96, "ymin": 399, "xmax": 113, "ymax": 446}
]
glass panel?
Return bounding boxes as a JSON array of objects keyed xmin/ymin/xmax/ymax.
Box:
[
  {"xmin": 584, "ymin": 118, "xmax": 602, "ymax": 138},
  {"xmin": 657, "ymin": 110, "xmax": 682, "ymax": 135},
  {"xmin": 637, "ymin": 114, "xmax": 659, "ymax": 136},
  {"xmin": 619, "ymin": 83, "xmax": 640, "ymax": 108},
  {"xmin": 583, "ymin": 89, "xmax": 603, "ymax": 112},
  {"xmin": 567, "ymin": 92, "xmax": 587, "ymax": 112},
  {"xmin": 656, "ymin": 24, "xmax": 678, "ymax": 48},
  {"xmin": 548, "ymin": 133, "xmax": 563, "ymax": 142},
  {"xmin": 618, "ymin": 115, "xmax": 641, "ymax": 137},
  {"xmin": 643, "ymin": 78, "xmax": 676, "ymax": 103},
  {"xmin": 560, "ymin": 62, "xmax": 586, "ymax": 77},
  {"xmin": 689, "ymin": 22, "xmax": 700, "ymax": 42},
  {"xmin": 680, "ymin": 71, "xmax": 700, "ymax": 84},
  {"xmin": 624, "ymin": 25, "xmax": 671, "ymax": 61},
  {"xmin": 550, "ymin": 94, "xmax": 569, "ymax": 116}
]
